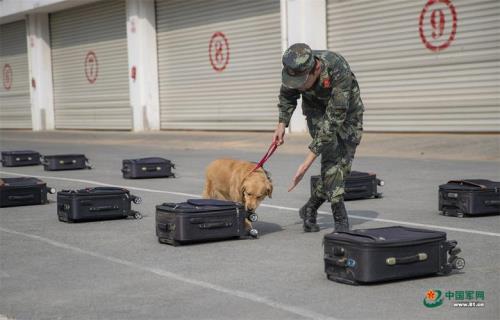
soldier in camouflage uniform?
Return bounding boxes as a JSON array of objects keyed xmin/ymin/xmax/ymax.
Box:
[{"xmin": 272, "ymin": 43, "xmax": 364, "ymax": 232}]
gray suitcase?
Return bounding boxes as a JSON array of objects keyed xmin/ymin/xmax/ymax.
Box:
[
  {"xmin": 311, "ymin": 171, "xmax": 383, "ymax": 201},
  {"xmin": 439, "ymin": 179, "xmax": 500, "ymax": 217},
  {"xmin": 324, "ymin": 226, "xmax": 465, "ymax": 285},
  {"xmin": 1, "ymin": 150, "xmax": 42, "ymax": 167},
  {"xmin": 122, "ymin": 157, "xmax": 175, "ymax": 179},
  {"xmin": 57, "ymin": 187, "xmax": 142, "ymax": 222},
  {"xmin": 43, "ymin": 154, "xmax": 92, "ymax": 171},
  {"xmin": 0, "ymin": 177, "xmax": 55, "ymax": 207},
  {"xmin": 156, "ymin": 199, "xmax": 253, "ymax": 246}
]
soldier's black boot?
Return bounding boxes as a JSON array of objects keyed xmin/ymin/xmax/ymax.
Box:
[
  {"xmin": 299, "ymin": 196, "xmax": 325, "ymax": 232},
  {"xmin": 332, "ymin": 200, "xmax": 349, "ymax": 232}
]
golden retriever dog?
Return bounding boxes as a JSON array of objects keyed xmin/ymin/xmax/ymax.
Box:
[{"xmin": 202, "ymin": 158, "xmax": 273, "ymax": 236}]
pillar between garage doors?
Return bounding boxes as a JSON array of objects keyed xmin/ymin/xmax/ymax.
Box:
[
  {"xmin": 285, "ymin": 0, "xmax": 327, "ymax": 133},
  {"xmin": 27, "ymin": 13, "xmax": 55, "ymax": 131},
  {"xmin": 126, "ymin": 0, "xmax": 160, "ymax": 131}
]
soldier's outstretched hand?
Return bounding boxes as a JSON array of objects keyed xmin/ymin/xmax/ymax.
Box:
[
  {"xmin": 288, "ymin": 151, "xmax": 318, "ymax": 192},
  {"xmin": 288, "ymin": 163, "xmax": 308, "ymax": 192}
]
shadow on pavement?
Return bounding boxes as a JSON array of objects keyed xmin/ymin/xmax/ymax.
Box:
[
  {"xmin": 317, "ymin": 210, "xmax": 380, "ymax": 230},
  {"xmin": 253, "ymin": 221, "xmax": 285, "ymax": 236}
]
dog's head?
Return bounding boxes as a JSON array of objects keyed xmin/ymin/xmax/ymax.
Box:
[{"xmin": 240, "ymin": 170, "xmax": 273, "ymax": 213}]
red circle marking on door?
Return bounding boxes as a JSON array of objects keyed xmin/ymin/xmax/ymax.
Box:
[
  {"xmin": 3, "ymin": 64, "xmax": 13, "ymax": 90},
  {"xmin": 209, "ymin": 32, "xmax": 230, "ymax": 72},
  {"xmin": 419, "ymin": 0, "xmax": 458, "ymax": 52},
  {"xmin": 84, "ymin": 51, "xmax": 99, "ymax": 84}
]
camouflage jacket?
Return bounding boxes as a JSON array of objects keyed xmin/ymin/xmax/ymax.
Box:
[{"xmin": 277, "ymin": 50, "xmax": 364, "ymax": 155}]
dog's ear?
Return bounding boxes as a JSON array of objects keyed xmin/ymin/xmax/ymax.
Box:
[
  {"xmin": 266, "ymin": 182, "xmax": 273, "ymax": 199},
  {"xmin": 240, "ymin": 183, "xmax": 246, "ymax": 198}
]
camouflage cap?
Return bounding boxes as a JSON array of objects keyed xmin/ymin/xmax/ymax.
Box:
[{"xmin": 281, "ymin": 43, "xmax": 315, "ymax": 89}]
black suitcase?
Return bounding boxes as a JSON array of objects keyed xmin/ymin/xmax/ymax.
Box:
[
  {"xmin": 121, "ymin": 157, "xmax": 175, "ymax": 179},
  {"xmin": 42, "ymin": 154, "xmax": 92, "ymax": 171},
  {"xmin": 311, "ymin": 171, "xmax": 384, "ymax": 201},
  {"xmin": 439, "ymin": 179, "xmax": 500, "ymax": 217},
  {"xmin": 156, "ymin": 199, "xmax": 249, "ymax": 246},
  {"xmin": 323, "ymin": 226, "xmax": 465, "ymax": 285},
  {"xmin": 0, "ymin": 177, "xmax": 55, "ymax": 207},
  {"xmin": 57, "ymin": 187, "xmax": 142, "ymax": 222},
  {"xmin": 1, "ymin": 150, "xmax": 42, "ymax": 167}
]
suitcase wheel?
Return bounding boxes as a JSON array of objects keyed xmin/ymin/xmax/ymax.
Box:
[
  {"xmin": 133, "ymin": 211, "xmax": 142, "ymax": 219},
  {"xmin": 249, "ymin": 228, "xmax": 259, "ymax": 238},
  {"xmin": 158, "ymin": 238, "xmax": 179, "ymax": 246},
  {"xmin": 58, "ymin": 216, "xmax": 73, "ymax": 223},
  {"xmin": 48, "ymin": 187, "xmax": 56, "ymax": 194},
  {"xmin": 248, "ymin": 213, "xmax": 258, "ymax": 222},
  {"xmin": 132, "ymin": 196, "xmax": 142, "ymax": 204},
  {"xmin": 451, "ymin": 257, "xmax": 465, "ymax": 270},
  {"xmin": 374, "ymin": 193, "xmax": 383, "ymax": 199},
  {"xmin": 443, "ymin": 210, "xmax": 465, "ymax": 218}
]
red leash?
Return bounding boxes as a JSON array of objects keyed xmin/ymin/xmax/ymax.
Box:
[{"xmin": 250, "ymin": 142, "xmax": 278, "ymax": 173}]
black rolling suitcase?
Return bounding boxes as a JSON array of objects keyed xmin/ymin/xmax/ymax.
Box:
[
  {"xmin": 57, "ymin": 187, "xmax": 142, "ymax": 222},
  {"xmin": 42, "ymin": 154, "xmax": 91, "ymax": 171},
  {"xmin": 439, "ymin": 179, "xmax": 500, "ymax": 217},
  {"xmin": 0, "ymin": 177, "xmax": 55, "ymax": 207},
  {"xmin": 156, "ymin": 199, "xmax": 252, "ymax": 246},
  {"xmin": 121, "ymin": 157, "xmax": 175, "ymax": 179},
  {"xmin": 1, "ymin": 150, "xmax": 42, "ymax": 167},
  {"xmin": 323, "ymin": 226, "xmax": 464, "ymax": 285},
  {"xmin": 311, "ymin": 171, "xmax": 383, "ymax": 201}
]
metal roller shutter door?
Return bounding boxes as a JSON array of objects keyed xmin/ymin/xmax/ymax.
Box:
[
  {"xmin": 156, "ymin": 0, "xmax": 282, "ymax": 130},
  {"xmin": 50, "ymin": 0, "xmax": 131, "ymax": 130},
  {"xmin": 0, "ymin": 20, "xmax": 31, "ymax": 129},
  {"xmin": 326, "ymin": 0, "xmax": 500, "ymax": 132}
]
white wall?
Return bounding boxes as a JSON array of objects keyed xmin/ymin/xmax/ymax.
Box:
[
  {"xmin": 26, "ymin": 13, "xmax": 55, "ymax": 130},
  {"xmin": 126, "ymin": 0, "xmax": 161, "ymax": 131},
  {"xmin": 0, "ymin": 0, "xmax": 100, "ymax": 24},
  {"xmin": 285, "ymin": 0, "xmax": 327, "ymax": 133}
]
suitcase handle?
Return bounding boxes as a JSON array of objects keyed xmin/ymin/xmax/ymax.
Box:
[
  {"xmin": 345, "ymin": 186, "xmax": 367, "ymax": 193},
  {"xmin": 89, "ymin": 205, "xmax": 119, "ymax": 212},
  {"xmin": 15, "ymin": 157, "xmax": 34, "ymax": 162},
  {"xmin": 8, "ymin": 194, "xmax": 35, "ymax": 201},
  {"xmin": 59, "ymin": 159, "xmax": 78, "ymax": 165},
  {"xmin": 324, "ymin": 255, "xmax": 347, "ymax": 267},
  {"xmin": 199, "ymin": 221, "xmax": 232, "ymax": 229},
  {"xmin": 141, "ymin": 166, "xmax": 162, "ymax": 172},
  {"xmin": 334, "ymin": 231, "xmax": 381, "ymax": 241},
  {"xmin": 87, "ymin": 187, "xmax": 125, "ymax": 192},
  {"xmin": 386, "ymin": 253, "xmax": 428, "ymax": 266},
  {"xmin": 485, "ymin": 200, "xmax": 500, "ymax": 206},
  {"xmin": 447, "ymin": 180, "xmax": 486, "ymax": 189},
  {"xmin": 157, "ymin": 223, "xmax": 175, "ymax": 232}
]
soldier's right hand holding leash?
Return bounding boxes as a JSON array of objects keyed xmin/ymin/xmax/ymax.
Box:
[{"xmin": 272, "ymin": 123, "xmax": 286, "ymax": 146}]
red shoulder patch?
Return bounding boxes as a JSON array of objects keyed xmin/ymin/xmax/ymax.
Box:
[{"xmin": 322, "ymin": 78, "xmax": 331, "ymax": 88}]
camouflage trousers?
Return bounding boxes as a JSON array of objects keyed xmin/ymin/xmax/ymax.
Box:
[{"xmin": 307, "ymin": 121, "xmax": 361, "ymax": 204}]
